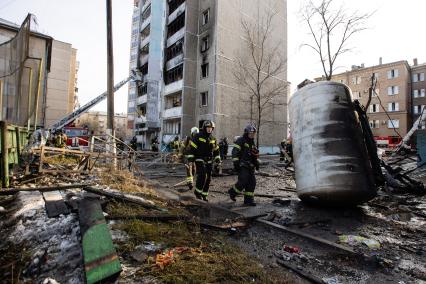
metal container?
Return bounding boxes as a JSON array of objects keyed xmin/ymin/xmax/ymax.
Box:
[{"xmin": 289, "ymin": 81, "xmax": 376, "ymax": 205}]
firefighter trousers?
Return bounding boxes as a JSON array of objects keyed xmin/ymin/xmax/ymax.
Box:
[
  {"xmin": 194, "ymin": 161, "xmax": 212, "ymax": 198},
  {"xmin": 185, "ymin": 161, "xmax": 196, "ymax": 186},
  {"xmin": 232, "ymin": 166, "xmax": 256, "ymax": 202}
]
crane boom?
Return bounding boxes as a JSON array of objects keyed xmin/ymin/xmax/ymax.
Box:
[{"xmin": 51, "ymin": 71, "xmax": 140, "ymax": 132}]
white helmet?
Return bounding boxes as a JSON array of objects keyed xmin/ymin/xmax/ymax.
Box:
[{"xmin": 191, "ymin": 127, "xmax": 199, "ymax": 135}]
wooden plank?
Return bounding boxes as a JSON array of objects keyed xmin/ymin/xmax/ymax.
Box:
[
  {"xmin": 257, "ymin": 219, "xmax": 356, "ymax": 255},
  {"xmin": 0, "ymin": 183, "xmax": 94, "ymax": 195},
  {"xmin": 276, "ymin": 259, "xmax": 325, "ymax": 284},
  {"xmin": 42, "ymin": 191, "xmax": 70, "ymax": 218},
  {"xmin": 79, "ymin": 197, "xmax": 121, "ymax": 284}
]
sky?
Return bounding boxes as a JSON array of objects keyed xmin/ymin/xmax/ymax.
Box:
[{"xmin": 1, "ymin": 0, "xmax": 426, "ymax": 113}]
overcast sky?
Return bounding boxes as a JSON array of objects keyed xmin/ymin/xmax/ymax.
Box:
[{"xmin": 1, "ymin": 0, "xmax": 426, "ymax": 113}]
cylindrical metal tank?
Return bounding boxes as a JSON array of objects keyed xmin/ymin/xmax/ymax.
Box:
[{"xmin": 289, "ymin": 81, "xmax": 376, "ymax": 205}]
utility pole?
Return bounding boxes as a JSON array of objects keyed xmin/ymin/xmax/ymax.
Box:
[{"xmin": 106, "ymin": 0, "xmax": 116, "ymax": 167}]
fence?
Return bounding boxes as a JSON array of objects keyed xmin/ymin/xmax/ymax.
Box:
[{"xmin": 0, "ymin": 121, "xmax": 29, "ymax": 187}]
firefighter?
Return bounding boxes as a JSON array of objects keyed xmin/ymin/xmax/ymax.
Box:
[
  {"xmin": 219, "ymin": 137, "xmax": 229, "ymax": 160},
  {"xmin": 188, "ymin": 120, "xmax": 220, "ymax": 201},
  {"xmin": 228, "ymin": 124, "xmax": 260, "ymax": 206},
  {"xmin": 130, "ymin": 136, "xmax": 137, "ymax": 151},
  {"xmin": 55, "ymin": 130, "xmax": 67, "ymax": 148},
  {"xmin": 279, "ymin": 138, "xmax": 286, "ymax": 161},
  {"xmin": 151, "ymin": 136, "xmax": 159, "ymax": 152},
  {"xmin": 182, "ymin": 127, "xmax": 199, "ymax": 190},
  {"xmin": 170, "ymin": 136, "xmax": 180, "ymax": 152}
]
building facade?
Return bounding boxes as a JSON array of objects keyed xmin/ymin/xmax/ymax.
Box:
[
  {"xmin": 0, "ymin": 17, "xmax": 78, "ymax": 129},
  {"xmin": 331, "ymin": 60, "xmax": 412, "ymax": 146},
  {"xmin": 410, "ymin": 59, "xmax": 426, "ymax": 129},
  {"xmin": 127, "ymin": 0, "xmax": 288, "ymax": 149},
  {"xmin": 76, "ymin": 111, "xmax": 127, "ymax": 139}
]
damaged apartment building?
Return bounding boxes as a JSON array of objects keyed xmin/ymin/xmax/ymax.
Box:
[{"xmin": 127, "ymin": 0, "xmax": 288, "ymax": 149}]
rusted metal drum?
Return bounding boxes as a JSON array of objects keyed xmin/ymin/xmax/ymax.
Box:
[{"xmin": 289, "ymin": 81, "xmax": 376, "ymax": 205}]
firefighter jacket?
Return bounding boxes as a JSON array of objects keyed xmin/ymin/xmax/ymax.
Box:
[
  {"xmin": 232, "ymin": 135, "xmax": 259, "ymax": 169},
  {"xmin": 188, "ymin": 132, "xmax": 220, "ymax": 163}
]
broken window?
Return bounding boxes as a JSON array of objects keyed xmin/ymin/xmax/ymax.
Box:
[
  {"xmin": 141, "ymin": 25, "xmax": 150, "ymax": 41},
  {"xmin": 202, "ymin": 9, "xmax": 210, "ymax": 25},
  {"xmin": 167, "ymin": 12, "xmax": 185, "ymax": 38},
  {"xmin": 387, "ymin": 119, "xmax": 399, "ymax": 129},
  {"xmin": 201, "ymin": 36, "xmax": 209, "ymax": 53},
  {"xmin": 168, "ymin": 0, "xmax": 185, "ymax": 15},
  {"xmin": 166, "ymin": 40, "xmax": 184, "ymax": 61},
  {"xmin": 140, "ymin": 63, "xmax": 148, "ymax": 76},
  {"xmin": 165, "ymin": 64, "xmax": 183, "ymax": 85},
  {"xmin": 141, "ymin": 4, "xmax": 151, "ymax": 22},
  {"xmin": 165, "ymin": 92, "xmax": 182, "ymax": 109},
  {"xmin": 200, "ymin": 91, "xmax": 208, "ymax": 106},
  {"xmin": 138, "ymin": 83, "xmax": 147, "ymax": 96},
  {"xmin": 201, "ymin": 63, "xmax": 209, "ymax": 78}
]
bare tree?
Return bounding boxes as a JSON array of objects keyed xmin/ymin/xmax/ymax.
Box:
[
  {"xmin": 300, "ymin": 0, "xmax": 371, "ymax": 80},
  {"xmin": 234, "ymin": 8, "xmax": 287, "ymax": 146}
]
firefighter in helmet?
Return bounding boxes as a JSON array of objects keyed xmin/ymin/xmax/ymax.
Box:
[
  {"xmin": 188, "ymin": 120, "xmax": 220, "ymax": 201},
  {"xmin": 228, "ymin": 124, "xmax": 260, "ymax": 206},
  {"xmin": 182, "ymin": 127, "xmax": 199, "ymax": 190}
]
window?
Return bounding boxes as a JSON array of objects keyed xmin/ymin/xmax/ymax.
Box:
[
  {"xmin": 413, "ymin": 89, "xmax": 419, "ymax": 98},
  {"xmin": 369, "ymin": 104, "xmax": 380, "ymax": 113},
  {"xmin": 352, "ymin": 76, "xmax": 361, "ymax": 85},
  {"xmin": 412, "ymin": 73, "xmax": 425, "ymax": 82},
  {"xmin": 200, "ymin": 92, "xmax": 208, "ymax": 106},
  {"xmin": 165, "ymin": 64, "xmax": 183, "ymax": 85},
  {"xmin": 138, "ymin": 83, "xmax": 147, "ymax": 96},
  {"xmin": 373, "ymin": 88, "xmax": 379, "ymax": 96},
  {"xmin": 388, "ymin": 102, "xmax": 399, "ymax": 112},
  {"xmin": 388, "ymin": 86, "xmax": 399, "ymax": 95},
  {"xmin": 201, "ymin": 36, "xmax": 209, "ymax": 52},
  {"xmin": 414, "ymin": 105, "xmax": 424, "ymax": 114},
  {"xmin": 202, "ymin": 9, "xmax": 210, "ymax": 25},
  {"xmin": 352, "ymin": 91, "xmax": 361, "ymax": 99},
  {"xmin": 167, "ymin": 12, "xmax": 185, "ymax": 38},
  {"xmin": 166, "ymin": 40, "xmax": 184, "ymax": 61},
  {"xmin": 387, "ymin": 69, "xmax": 399, "ymax": 79},
  {"xmin": 168, "ymin": 0, "xmax": 185, "ymax": 15},
  {"xmin": 201, "ymin": 63, "xmax": 209, "ymax": 78},
  {"xmin": 369, "ymin": 120, "xmax": 380, "ymax": 129},
  {"xmin": 422, "ymin": 89, "xmax": 426, "ymax": 97},
  {"xmin": 388, "ymin": 119, "xmax": 399, "ymax": 129}
]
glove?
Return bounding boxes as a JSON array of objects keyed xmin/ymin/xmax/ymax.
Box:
[{"xmin": 233, "ymin": 161, "xmax": 240, "ymax": 172}]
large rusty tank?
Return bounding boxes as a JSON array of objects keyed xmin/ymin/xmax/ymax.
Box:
[{"xmin": 289, "ymin": 81, "xmax": 376, "ymax": 205}]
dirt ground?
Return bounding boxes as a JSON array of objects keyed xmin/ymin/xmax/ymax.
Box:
[{"xmin": 143, "ymin": 155, "xmax": 426, "ymax": 284}]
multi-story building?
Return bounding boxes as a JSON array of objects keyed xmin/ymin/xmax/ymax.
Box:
[
  {"xmin": 0, "ymin": 17, "xmax": 78, "ymax": 129},
  {"xmin": 128, "ymin": 0, "xmax": 288, "ymax": 149},
  {"xmin": 76, "ymin": 111, "xmax": 127, "ymax": 139},
  {"xmin": 331, "ymin": 60, "xmax": 412, "ymax": 147},
  {"xmin": 410, "ymin": 59, "xmax": 426, "ymax": 129}
]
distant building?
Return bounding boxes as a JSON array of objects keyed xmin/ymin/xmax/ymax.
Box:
[
  {"xmin": 128, "ymin": 0, "xmax": 288, "ymax": 149},
  {"xmin": 0, "ymin": 16, "xmax": 78, "ymax": 129},
  {"xmin": 410, "ymin": 58, "xmax": 426, "ymax": 129},
  {"xmin": 330, "ymin": 59, "xmax": 412, "ymax": 147},
  {"xmin": 76, "ymin": 111, "xmax": 127, "ymax": 139}
]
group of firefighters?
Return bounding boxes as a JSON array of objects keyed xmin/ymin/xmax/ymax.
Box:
[{"xmin": 166, "ymin": 121, "xmax": 261, "ymax": 206}]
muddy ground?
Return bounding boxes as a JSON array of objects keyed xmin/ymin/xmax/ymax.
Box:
[{"xmin": 142, "ymin": 155, "xmax": 426, "ymax": 284}]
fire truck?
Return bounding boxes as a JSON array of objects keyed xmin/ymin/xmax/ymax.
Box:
[
  {"xmin": 63, "ymin": 125, "xmax": 90, "ymax": 150},
  {"xmin": 374, "ymin": 136, "xmax": 402, "ymax": 149}
]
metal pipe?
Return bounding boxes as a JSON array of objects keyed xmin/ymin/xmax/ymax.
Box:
[{"xmin": 33, "ymin": 58, "xmax": 43, "ymax": 130}]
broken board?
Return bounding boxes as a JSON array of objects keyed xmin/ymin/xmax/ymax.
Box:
[
  {"xmin": 79, "ymin": 197, "xmax": 121, "ymax": 284},
  {"xmin": 42, "ymin": 191, "xmax": 69, "ymax": 218}
]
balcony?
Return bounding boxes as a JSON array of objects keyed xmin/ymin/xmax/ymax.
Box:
[
  {"xmin": 140, "ymin": 35, "xmax": 150, "ymax": 49},
  {"xmin": 164, "ymin": 79, "xmax": 183, "ymax": 95},
  {"xmin": 163, "ymin": 106, "xmax": 182, "ymax": 119},
  {"xmin": 135, "ymin": 115, "xmax": 147, "ymax": 124},
  {"xmin": 166, "ymin": 53, "xmax": 184, "ymax": 71},
  {"xmin": 167, "ymin": 27, "xmax": 184, "ymax": 48},
  {"xmin": 137, "ymin": 94, "xmax": 147, "ymax": 105},
  {"xmin": 141, "ymin": 15, "xmax": 151, "ymax": 31},
  {"xmin": 141, "ymin": 0, "xmax": 151, "ymax": 14},
  {"xmin": 140, "ymin": 54, "xmax": 149, "ymax": 66},
  {"xmin": 168, "ymin": 2, "xmax": 186, "ymax": 24}
]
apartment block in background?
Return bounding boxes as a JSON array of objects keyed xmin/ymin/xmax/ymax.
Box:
[
  {"xmin": 127, "ymin": 0, "xmax": 288, "ymax": 149},
  {"xmin": 76, "ymin": 111, "xmax": 127, "ymax": 139},
  {"xmin": 331, "ymin": 60, "xmax": 411, "ymax": 147},
  {"xmin": 411, "ymin": 59, "xmax": 426, "ymax": 129}
]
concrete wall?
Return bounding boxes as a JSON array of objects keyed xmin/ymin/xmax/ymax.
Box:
[
  {"xmin": 45, "ymin": 40, "xmax": 77, "ymax": 128},
  {"xmin": 212, "ymin": 0, "xmax": 288, "ymax": 145}
]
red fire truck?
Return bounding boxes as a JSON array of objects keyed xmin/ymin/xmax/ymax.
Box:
[
  {"xmin": 63, "ymin": 126, "xmax": 90, "ymax": 150},
  {"xmin": 375, "ymin": 136, "xmax": 402, "ymax": 149}
]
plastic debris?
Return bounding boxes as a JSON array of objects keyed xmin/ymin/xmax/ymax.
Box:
[
  {"xmin": 283, "ymin": 245, "xmax": 300, "ymax": 254},
  {"xmin": 338, "ymin": 235, "xmax": 380, "ymax": 249}
]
